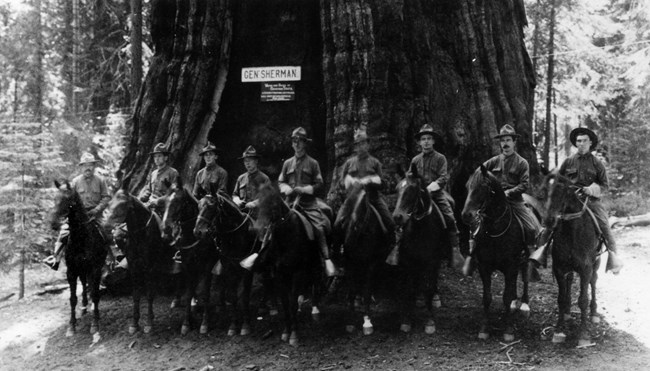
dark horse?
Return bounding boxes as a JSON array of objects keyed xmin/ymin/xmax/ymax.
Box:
[
  {"xmin": 193, "ymin": 187, "xmax": 255, "ymax": 337},
  {"xmin": 253, "ymin": 182, "xmax": 323, "ymax": 346},
  {"xmin": 161, "ymin": 178, "xmax": 218, "ymax": 335},
  {"xmin": 461, "ymin": 165, "xmax": 530, "ymax": 341},
  {"xmin": 105, "ymin": 186, "xmax": 170, "ymax": 334},
  {"xmin": 337, "ymin": 182, "xmax": 391, "ymax": 336},
  {"xmin": 392, "ymin": 166, "xmax": 445, "ymax": 334},
  {"xmin": 544, "ymin": 172, "xmax": 602, "ymax": 346},
  {"xmin": 51, "ymin": 181, "xmax": 108, "ymax": 337}
]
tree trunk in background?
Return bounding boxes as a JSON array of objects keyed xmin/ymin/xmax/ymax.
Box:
[
  {"xmin": 130, "ymin": 0, "xmax": 143, "ymax": 105},
  {"xmin": 121, "ymin": 0, "xmax": 536, "ymax": 211},
  {"xmin": 61, "ymin": 0, "xmax": 74, "ymax": 116},
  {"xmin": 34, "ymin": 0, "xmax": 43, "ymax": 123},
  {"xmin": 543, "ymin": 0, "xmax": 556, "ymax": 168}
]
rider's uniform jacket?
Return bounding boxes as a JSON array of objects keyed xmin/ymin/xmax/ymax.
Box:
[
  {"xmin": 483, "ymin": 152, "xmax": 529, "ymax": 201},
  {"xmin": 71, "ymin": 173, "xmax": 111, "ymax": 213},
  {"xmin": 139, "ymin": 165, "xmax": 179, "ymax": 200},
  {"xmin": 340, "ymin": 152, "xmax": 383, "ymax": 196},
  {"xmin": 558, "ymin": 152, "xmax": 608, "ymax": 198},
  {"xmin": 193, "ymin": 163, "xmax": 228, "ymax": 199},
  {"xmin": 233, "ymin": 170, "xmax": 270, "ymax": 203},
  {"xmin": 410, "ymin": 150, "xmax": 448, "ymax": 189},
  {"xmin": 278, "ymin": 153, "xmax": 323, "ymax": 206}
]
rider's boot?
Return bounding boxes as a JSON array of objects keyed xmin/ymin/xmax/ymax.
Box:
[
  {"xmin": 448, "ymin": 230, "xmax": 464, "ymax": 270},
  {"xmin": 604, "ymin": 237, "xmax": 623, "ymax": 274},
  {"xmin": 43, "ymin": 224, "xmax": 69, "ymax": 271}
]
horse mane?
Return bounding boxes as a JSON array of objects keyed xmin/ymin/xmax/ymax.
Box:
[
  {"xmin": 466, "ymin": 165, "xmax": 500, "ymax": 192},
  {"xmin": 339, "ymin": 183, "xmax": 365, "ymax": 223}
]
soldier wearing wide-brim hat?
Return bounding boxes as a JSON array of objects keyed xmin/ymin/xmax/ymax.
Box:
[
  {"xmin": 233, "ymin": 145, "xmax": 269, "ymax": 211},
  {"xmin": 78, "ymin": 152, "xmax": 101, "ymax": 165},
  {"xmin": 408, "ymin": 123, "xmax": 462, "ymax": 268},
  {"xmin": 277, "ymin": 127, "xmax": 337, "ymax": 276},
  {"xmin": 465, "ymin": 124, "xmax": 542, "ymax": 279},
  {"xmin": 139, "ymin": 143, "xmax": 179, "ymax": 213},
  {"xmin": 534, "ymin": 126, "xmax": 622, "ymax": 274},
  {"xmin": 193, "ymin": 141, "xmax": 228, "ymax": 199},
  {"xmin": 414, "ymin": 124, "xmax": 445, "ymax": 147}
]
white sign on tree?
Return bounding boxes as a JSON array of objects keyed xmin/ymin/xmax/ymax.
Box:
[{"xmin": 241, "ymin": 66, "xmax": 301, "ymax": 82}]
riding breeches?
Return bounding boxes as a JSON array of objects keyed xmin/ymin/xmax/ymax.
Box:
[
  {"xmin": 430, "ymin": 191, "xmax": 459, "ymax": 233},
  {"xmin": 510, "ymin": 200, "xmax": 542, "ymax": 246},
  {"xmin": 588, "ymin": 199, "xmax": 617, "ymax": 253}
]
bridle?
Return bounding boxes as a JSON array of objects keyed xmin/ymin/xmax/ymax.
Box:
[
  {"xmin": 196, "ymin": 194, "xmax": 253, "ymax": 236},
  {"xmin": 552, "ymin": 184, "xmax": 589, "ymax": 221},
  {"xmin": 474, "ymin": 179, "xmax": 513, "ymax": 238}
]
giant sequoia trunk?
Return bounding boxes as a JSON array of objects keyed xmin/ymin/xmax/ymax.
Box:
[{"xmin": 121, "ymin": 0, "xmax": 536, "ymax": 210}]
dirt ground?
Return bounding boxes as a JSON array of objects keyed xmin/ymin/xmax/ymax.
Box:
[{"xmin": 1, "ymin": 226, "xmax": 650, "ymax": 371}]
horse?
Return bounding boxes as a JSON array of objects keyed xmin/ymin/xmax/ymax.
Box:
[
  {"xmin": 392, "ymin": 165, "xmax": 445, "ymax": 334},
  {"xmin": 336, "ymin": 182, "xmax": 391, "ymax": 336},
  {"xmin": 161, "ymin": 178, "xmax": 218, "ymax": 335},
  {"xmin": 104, "ymin": 185, "xmax": 171, "ymax": 334},
  {"xmin": 252, "ymin": 182, "xmax": 324, "ymax": 346},
  {"xmin": 51, "ymin": 181, "xmax": 108, "ymax": 337},
  {"xmin": 544, "ymin": 172, "xmax": 602, "ymax": 346},
  {"xmin": 460, "ymin": 165, "xmax": 531, "ymax": 341},
  {"xmin": 193, "ymin": 187, "xmax": 255, "ymax": 337}
]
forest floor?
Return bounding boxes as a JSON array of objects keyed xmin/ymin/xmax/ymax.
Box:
[{"xmin": 1, "ymin": 226, "xmax": 649, "ymax": 371}]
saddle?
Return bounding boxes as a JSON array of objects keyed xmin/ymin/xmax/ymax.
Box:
[{"xmin": 292, "ymin": 208, "xmax": 315, "ymax": 241}]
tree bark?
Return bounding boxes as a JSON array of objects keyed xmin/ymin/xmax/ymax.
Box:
[
  {"xmin": 544, "ymin": 0, "xmax": 556, "ymax": 168},
  {"xmin": 34, "ymin": 0, "xmax": 43, "ymax": 123},
  {"xmin": 122, "ymin": 0, "xmax": 536, "ymax": 208},
  {"xmin": 130, "ymin": 0, "xmax": 143, "ymax": 105}
]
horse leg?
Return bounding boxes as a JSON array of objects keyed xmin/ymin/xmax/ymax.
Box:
[
  {"xmin": 170, "ymin": 273, "xmax": 184, "ymax": 309},
  {"xmin": 129, "ymin": 277, "xmax": 141, "ymax": 334},
  {"xmin": 478, "ymin": 267, "xmax": 492, "ymax": 340},
  {"xmin": 502, "ymin": 268, "xmax": 518, "ymax": 342},
  {"xmin": 200, "ymin": 269, "xmax": 213, "ymax": 334},
  {"xmin": 553, "ymin": 268, "xmax": 569, "ymax": 343},
  {"xmin": 143, "ymin": 275, "xmax": 155, "ymax": 334},
  {"xmin": 590, "ymin": 257, "xmax": 601, "ymax": 324},
  {"xmin": 519, "ymin": 260, "xmax": 531, "ymax": 318},
  {"xmin": 577, "ymin": 268, "xmax": 593, "ymax": 346},
  {"xmin": 181, "ymin": 272, "xmax": 195, "ymax": 335},
  {"xmin": 310, "ymin": 269, "xmax": 322, "ymax": 322},
  {"xmin": 89, "ymin": 268, "xmax": 102, "ymax": 335},
  {"xmin": 424, "ymin": 268, "xmax": 437, "ymax": 335},
  {"xmin": 288, "ymin": 275, "xmax": 300, "ymax": 346},
  {"xmin": 226, "ymin": 274, "xmax": 238, "ymax": 336},
  {"xmin": 400, "ymin": 269, "xmax": 415, "ymax": 334},
  {"xmin": 361, "ymin": 267, "xmax": 374, "ymax": 336},
  {"xmin": 240, "ymin": 272, "xmax": 253, "ymax": 336},
  {"xmin": 79, "ymin": 274, "xmax": 88, "ymax": 315},
  {"xmin": 67, "ymin": 273, "xmax": 78, "ymax": 337}
]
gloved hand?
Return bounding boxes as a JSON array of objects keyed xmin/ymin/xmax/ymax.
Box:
[
  {"xmin": 279, "ymin": 183, "xmax": 293, "ymax": 196},
  {"xmin": 244, "ymin": 201, "xmax": 257, "ymax": 210},
  {"xmin": 233, "ymin": 196, "xmax": 245, "ymax": 208},
  {"xmin": 583, "ymin": 183, "xmax": 601, "ymax": 198},
  {"xmin": 504, "ymin": 189, "xmax": 514, "ymax": 199},
  {"xmin": 426, "ymin": 181, "xmax": 441, "ymax": 193}
]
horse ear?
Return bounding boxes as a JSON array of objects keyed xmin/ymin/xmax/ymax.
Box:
[
  {"xmin": 54, "ymin": 180, "xmax": 61, "ymax": 189},
  {"xmin": 65, "ymin": 181, "xmax": 71, "ymax": 190},
  {"xmin": 410, "ymin": 163, "xmax": 420, "ymax": 179},
  {"xmin": 480, "ymin": 164, "xmax": 488, "ymax": 176}
]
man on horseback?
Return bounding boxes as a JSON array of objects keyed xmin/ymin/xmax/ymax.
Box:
[
  {"xmin": 531, "ymin": 127, "xmax": 623, "ymax": 274},
  {"xmin": 138, "ymin": 143, "xmax": 179, "ymax": 217},
  {"xmin": 44, "ymin": 152, "xmax": 112, "ymax": 270},
  {"xmin": 464, "ymin": 125, "xmax": 542, "ymax": 278},
  {"xmin": 279, "ymin": 127, "xmax": 337, "ymax": 277},
  {"xmin": 193, "ymin": 142, "xmax": 228, "ymax": 199},
  {"xmin": 333, "ymin": 127, "xmax": 396, "ymax": 256},
  {"xmin": 408, "ymin": 124, "xmax": 463, "ymax": 269},
  {"xmin": 232, "ymin": 145, "xmax": 270, "ymax": 215}
]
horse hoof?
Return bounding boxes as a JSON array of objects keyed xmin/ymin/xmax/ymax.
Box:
[
  {"xmin": 200, "ymin": 324, "xmax": 208, "ymax": 334},
  {"xmin": 90, "ymin": 325, "xmax": 98, "ymax": 335},
  {"xmin": 520, "ymin": 303, "xmax": 530, "ymax": 318},
  {"xmin": 289, "ymin": 333, "xmax": 299, "ymax": 347},
  {"xmin": 227, "ymin": 329, "xmax": 236, "ymax": 337},
  {"xmin": 400, "ymin": 324, "xmax": 411, "ymax": 333},
  {"xmin": 269, "ymin": 308, "xmax": 279, "ymax": 316},
  {"xmin": 281, "ymin": 332, "xmax": 289, "ymax": 342},
  {"xmin": 425, "ymin": 324, "xmax": 436, "ymax": 335},
  {"xmin": 143, "ymin": 325, "xmax": 152, "ymax": 334},
  {"xmin": 591, "ymin": 315, "xmax": 601, "ymax": 324},
  {"xmin": 552, "ymin": 332, "xmax": 566, "ymax": 343},
  {"xmin": 432, "ymin": 295, "xmax": 441, "ymax": 308},
  {"xmin": 312, "ymin": 313, "xmax": 320, "ymax": 322},
  {"xmin": 170, "ymin": 299, "xmax": 179, "ymax": 309},
  {"xmin": 363, "ymin": 326, "xmax": 374, "ymax": 336},
  {"xmin": 478, "ymin": 332, "xmax": 489, "ymax": 340},
  {"xmin": 66, "ymin": 327, "xmax": 75, "ymax": 337},
  {"xmin": 578, "ymin": 339, "xmax": 593, "ymax": 347},
  {"xmin": 345, "ymin": 325, "xmax": 355, "ymax": 333},
  {"xmin": 510, "ymin": 300, "xmax": 520, "ymax": 311},
  {"xmin": 128, "ymin": 325, "xmax": 138, "ymax": 335},
  {"xmin": 240, "ymin": 324, "xmax": 251, "ymax": 336},
  {"xmin": 181, "ymin": 325, "xmax": 190, "ymax": 336},
  {"xmin": 563, "ymin": 313, "xmax": 572, "ymax": 321},
  {"xmin": 503, "ymin": 333, "xmax": 515, "ymax": 342}
]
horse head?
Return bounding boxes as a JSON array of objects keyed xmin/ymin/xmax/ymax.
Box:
[
  {"xmin": 161, "ymin": 178, "xmax": 196, "ymax": 241},
  {"xmin": 461, "ymin": 165, "xmax": 505, "ymax": 226},
  {"xmin": 194, "ymin": 184, "xmax": 243, "ymax": 240},
  {"xmin": 52, "ymin": 180, "xmax": 84, "ymax": 230},
  {"xmin": 393, "ymin": 162, "xmax": 429, "ymax": 226},
  {"xmin": 253, "ymin": 182, "xmax": 289, "ymax": 235},
  {"xmin": 543, "ymin": 171, "xmax": 584, "ymax": 225}
]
